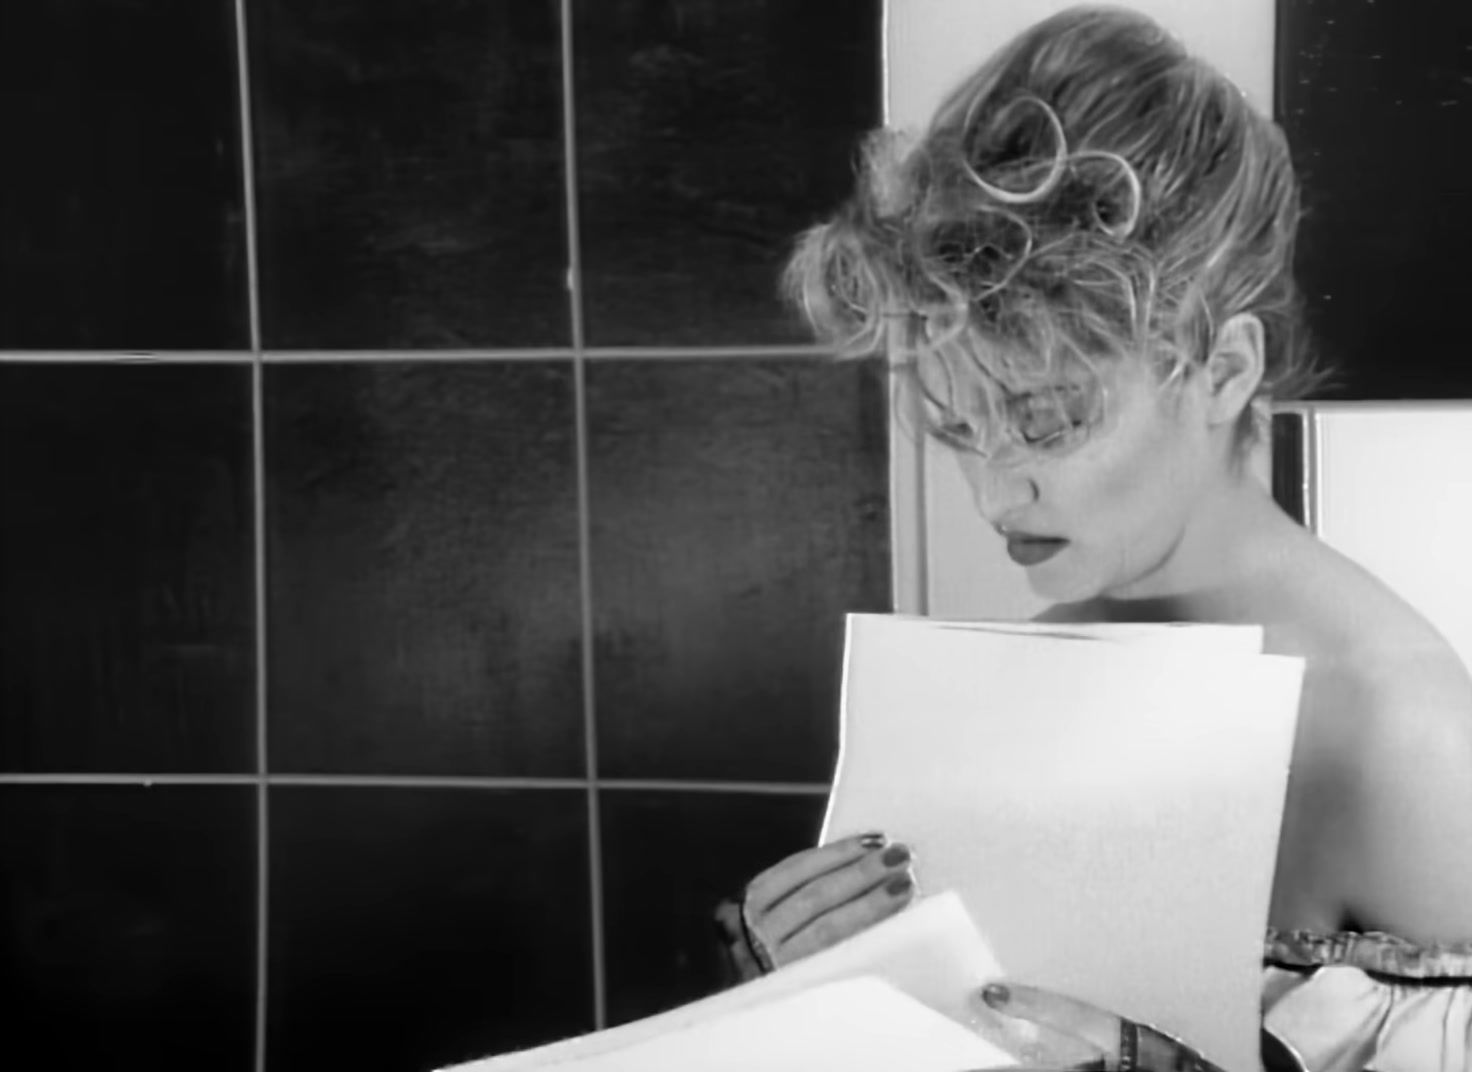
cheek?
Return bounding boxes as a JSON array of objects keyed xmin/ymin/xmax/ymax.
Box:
[{"xmin": 1060, "ymin": 432, "xmax": 1193, "ymax": 547}]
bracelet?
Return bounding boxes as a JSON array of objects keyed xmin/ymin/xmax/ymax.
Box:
[{"xmin": 1119, "ymin": 1019, "xmax": 1221, "ymax": 1072}]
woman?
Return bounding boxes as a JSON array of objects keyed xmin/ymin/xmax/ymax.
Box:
[{"xmin": 717, "ymin": 7, "xmax": 1472, "ymax": 1070}]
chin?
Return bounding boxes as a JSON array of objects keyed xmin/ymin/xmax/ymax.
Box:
[{"xmin": 1020, "ymin": 557, "xmax": 1099, "ymax": 604}]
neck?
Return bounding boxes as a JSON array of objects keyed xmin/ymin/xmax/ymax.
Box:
[{"xmin": 1099, "ymin": 469, "xmax": 1301, "ymax": 616}]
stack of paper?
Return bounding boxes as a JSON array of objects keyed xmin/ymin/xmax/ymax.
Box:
[
  {"xmin": 441, "ymin": 614, "xmax": 1302, "ymax": 1072},
  {"xmin": 822, "ymin": 614, "xmax": 1305, "ymax": 1072},
  {"xmin": 439, "ymin": 892, "xmax": 1015, "ymax": 1072},
  {"xmin": 442, "ymin": 975, "xmax": 1006, "ymax": 1072}
]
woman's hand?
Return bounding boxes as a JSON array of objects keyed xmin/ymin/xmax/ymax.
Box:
[
  {"xmin": 740, "ymin": 832, "xmax": 916, "ymax": 970},
  {"xmin": 969, "ymin": 982, "xmax": 1225, "ymax": 1071}
]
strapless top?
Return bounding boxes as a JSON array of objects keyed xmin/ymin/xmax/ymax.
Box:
[{"xmin": 1262, "ymin": 927, "xmax": 1472, "ymax": 1071}]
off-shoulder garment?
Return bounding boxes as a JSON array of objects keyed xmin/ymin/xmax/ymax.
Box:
[
  {"xmin": 715, "ymin": 899, "xmax": 1472, "ymax": 1070},
  {"xmin": 1263, "ymin": 928, "xmax": 1472, "ymax": 1071}
]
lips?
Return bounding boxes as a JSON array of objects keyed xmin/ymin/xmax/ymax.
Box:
[{"xmin": 1004, "ymin": 534, "xmax": 1069, "ymax": 567}]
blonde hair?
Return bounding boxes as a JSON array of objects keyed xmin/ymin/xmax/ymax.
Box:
[{"xmin": 784, "ymin": 5, "xmax": 1331, "ymax": 454}]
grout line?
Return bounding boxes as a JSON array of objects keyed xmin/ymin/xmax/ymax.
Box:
[
  {"xmin": 0, "ymin": 346, "xmax": 839, "ymax": 365},
  {"xmin": 0, "ymin": 773, "xmax": 260, "ymax": 785},
  {"xmin": 552, "ymin": 345, "xmax": 834, "ymax": 360},
  {"xmin": 599, "ymin": 779, "xmax": 832, "ymax": 796},
  {"xmin": 253, "ymin": 767, "xmax": 270, "ymax": 1072},
  {"xmin": 233, "ymin": 4, "xmax": 264, "ymax": 354},
  {"xmin": 260, "ymin": 346, "xmax": 834, "ymax": 362},
  {"xmin": 264, "ymin": 349, "xmax": 578, "ymax": 363},
  {"xmin": 0, "ymin": 773, "xmax": 831, "ymax": 793},
  {"xmin": 229, "ymin": 0, "xmax": 268, "ymax": 1067},
  {"xmin": 0, "ymin": 352, "xmax": 257, "ymax": 364},
  {"xmin": 559, "ymin": 0, "xmax": 606, "ymax": 1033},
  {"xmin": 265, "ymin": 775, "xmax": 589, "ymax": 790}
]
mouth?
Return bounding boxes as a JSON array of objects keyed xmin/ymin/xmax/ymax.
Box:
[{"xmin": 1003, "ymin": 533, "xmax": 1069, "ymax": 567}]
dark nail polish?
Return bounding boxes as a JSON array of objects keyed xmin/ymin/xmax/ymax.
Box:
[
  {"xmin": 859, "ymin": 832, "xmax": 887, "ymax": 849},
  {"xmin": 881, "ymin": 844, "xmax": 910, "ymax": 868},
  {"xmin": 884, "ymin": 873, "xmax": 913, "ymax": 897},
  {"xmin": 980, "ymin": 982, "xmax": 1010, "ymax": 1009}
]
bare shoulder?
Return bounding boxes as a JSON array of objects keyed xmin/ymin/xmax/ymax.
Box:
[
  {"xmin": 1273, "ymin": 535, "xmax": 1472, "ymax": 940},
  {"xmin": 1278, "ymin": 536, "xmax": 1472, "ymax": 718}
]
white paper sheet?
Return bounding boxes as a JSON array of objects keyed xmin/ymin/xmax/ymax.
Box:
[
  {"xmin": 894, "ymin": 613, "xmax": 1266, "ymax": 654},
  {"xmin": 821, "ymin": 614, "xmax": 1305, "ymax": 1072},
  {"xmin": 459, "ymin": 976, "xmax": 1013, "ymax": 1072},
  {"xmin": 441, "ymin": 891, "xmax": 1009, "ymax": 1072}
]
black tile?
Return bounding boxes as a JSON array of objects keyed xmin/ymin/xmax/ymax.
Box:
[
  {"xmin": 573, "ymin": 0, "xmax": 883, "ymax": 346},
  {"xmin": 250, "ymin": 0, "xmax": 569, "ymax": 348},
  {"xmin": 265, "ymin": 363, "xmax": 584, "ymax": 776},
  {"xmin": 600, "ymin": 789, "xmax": 828, "ymax": 1024},
  {"xmin": 0, "ymin": 1, "xmax": 247, "ymax": 349},
  {"xmin": 0, "ymin": 365, "xmax": 256, "ymax": 774},
  {"xmin": 1277, "ymin": 0, "xmax": 1472, "ymax": 398},
  {"xmin": 266, "ymin": 786, "xmax": 592, "ymax": 1072},
  {"xmin": 0, "ymin": 785, "xmax": 256, "ymax": 1072},
  {"xmin": 1270, "ymin": 410, "xmax": 1308, "ymax": 527},
  {"xmin": 587, "ymin": 358, "xmax": 890, "ymax": 782}
]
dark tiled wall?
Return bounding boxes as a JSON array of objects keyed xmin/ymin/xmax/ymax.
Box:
[
  {"xmin": 0, "ymin": 3, "xmax": 887, "ymax": 1071},
  {"xmin": 264, "ymin": 362, "xmax": 587, "ymax": 778},
  {"xmin": 1277, "ymin": 0, "xmax": 1472, "ymax": 400},
  {"xmin": 0, "ymin": 1, "xmax": 249, "ymax": 349},
  {"xmin": 0, "ymin": 366, "xmax": 257, "ymax": 773},
  {"xmin": 0, "ymin": 785, "xmax": 258, "ymax": 1068},
  {"xmin": 1269, "ymin": 410, "xmax": 1309, "ymax": 527}
]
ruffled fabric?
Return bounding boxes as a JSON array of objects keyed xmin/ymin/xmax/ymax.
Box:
[{"xmin": 1262, "ymin": 928, "xmax": 1472, "ymax": 1072}]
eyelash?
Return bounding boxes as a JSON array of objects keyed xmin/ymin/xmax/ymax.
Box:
[
  {"xmin": 931, "ymin": 415, "xmax": 982, "ymax": 449},
  {"xmin": 926, "ymin": 388, "xmax": 1094, "ymax": 455}
]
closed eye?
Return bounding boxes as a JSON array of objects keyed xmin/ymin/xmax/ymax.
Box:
[
  {"xmin": 1007, "ymin": 384, "xmax": 1097, "ymax": 449},
  {"xmin": 926, "ymin": 412, "xmax": 985, "ymax": 452}
]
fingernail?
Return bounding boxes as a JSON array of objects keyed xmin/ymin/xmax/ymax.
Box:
[
  {"xmin": 980, "ymin": 982, "xmax": 1010, "ymax": 1009},
  {"xmin": 881, "ymin": 844, "xmax": 910, "ymax": 867},
  {"xmin": 858, "ymin": 832, "xmax": 887, "ymax": 849},
  {"xmin": 884, "ymin": 872, "xmax": 913, "ymax": 897}
]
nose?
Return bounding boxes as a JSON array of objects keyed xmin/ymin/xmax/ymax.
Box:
[{"xmin": 952, "ymin": 451, "xmax": 1039, "ymax": 526}]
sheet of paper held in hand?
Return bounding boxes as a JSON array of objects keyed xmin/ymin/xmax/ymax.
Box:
[
  {"xmin": 822, "ymin": 614, "xmax": 1306, "ymax": 1072},
  {"xmin": 438, "ymin": 892, "xmax": 1016, "ymax": 1072}
]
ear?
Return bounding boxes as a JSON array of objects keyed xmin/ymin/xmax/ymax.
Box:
[{"xmin": 1201, "ymin": 313, "xmax": 1265, "ymax": 426}]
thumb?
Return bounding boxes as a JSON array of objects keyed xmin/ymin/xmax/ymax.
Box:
[{"xmin": 977, "ymin": 981, "xmax": 1121, "ymax": 1061}]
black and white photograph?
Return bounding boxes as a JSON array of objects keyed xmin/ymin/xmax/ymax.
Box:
[{"xmin": 2, "ymin": 2, "xmax": 1470, "ymax": 1070}]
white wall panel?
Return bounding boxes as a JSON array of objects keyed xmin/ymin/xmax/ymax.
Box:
[
  {"xmin": 1313, "ymin": 405, "xmax": 1472, "ymax": 672},
  {"xmin": 886, "ymin": 0, "xmax": 1275, "ymax": 127}
]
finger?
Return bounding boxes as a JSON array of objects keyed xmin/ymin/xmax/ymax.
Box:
[
  {"xmin": 761, "ymin": 842, "xmax": 914, "ymax": 945},
  {"xmin": 978, "ymin": 981, "xmax": 1121, "ymax": 1058},
  {"xmin": 777, "ymin": 867, "xmax": 915, "ymax": 961},
  {"xmin": 744, "ymin": 832, "xmax": 887, "ymax": 913}
]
